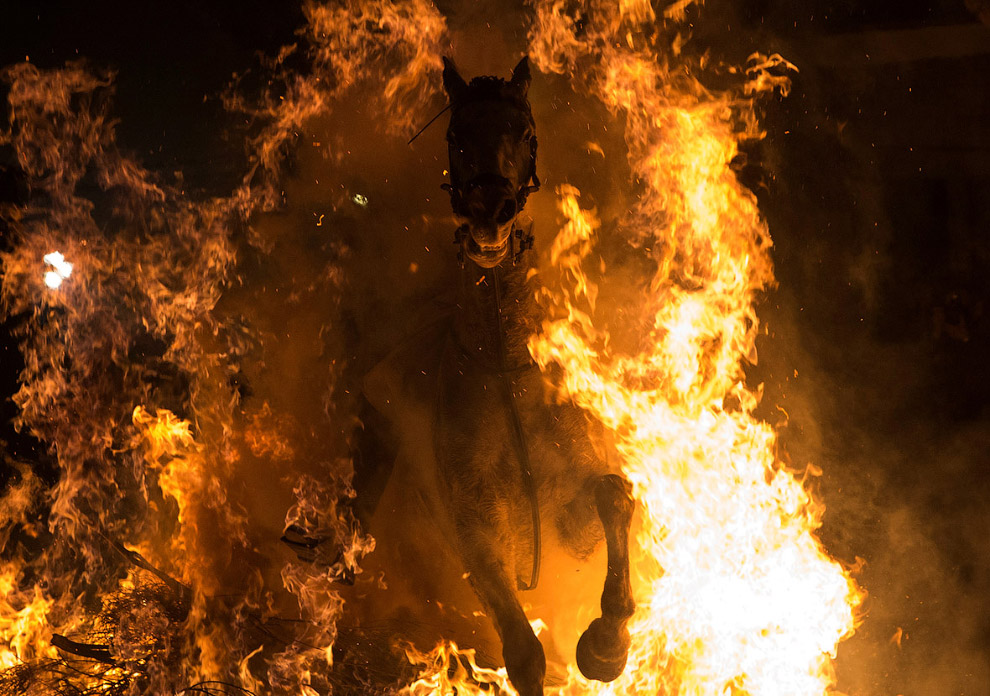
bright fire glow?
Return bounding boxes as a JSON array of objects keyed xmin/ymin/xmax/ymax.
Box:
[
  {"xmin": 42, "ymin": 251, "xmax": 73, "ymax": 288},
  {"xmin": 528, "ymin": 3, "xmax": 862, "ymax": 694},
  {"xmin": 0, "ymin": 562, "xmax": 57, "ymax": 671},
  {"xmin": 401, "ymin": 641, "xmax": 516, "ymax": 696}
]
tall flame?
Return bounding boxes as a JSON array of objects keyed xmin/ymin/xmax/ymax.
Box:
[
  {"xmin": 406, "ymin": 1, "xmax": 862, "ymax": 693},
  {"xmin": 525, "ymin": 2, "xmax": 863, "ymax": 695}
]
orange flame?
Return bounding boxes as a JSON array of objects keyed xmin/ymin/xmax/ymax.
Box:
[
  {"xmin": 0, "ymin": 562, "xmax": 57, "ymax": 671},
  {"xmin": 355, "ymin": 2, "xmax": 861, "ymax": 694},
  {"xmin": 524, "ymin": 2, "xmax": 862, "ymax": 695},
  {"xmin": 400, "ymin": 640, "xmax": 517, "ymax": 696}
]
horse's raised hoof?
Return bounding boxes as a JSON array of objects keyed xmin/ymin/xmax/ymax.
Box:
[
  {"xmin": 576, "ymin": 616, "xmax": 630, "ymax": 683},
  {"xmin": 503, "ymin": 629, "xmax": 546, "ymax": 696}
]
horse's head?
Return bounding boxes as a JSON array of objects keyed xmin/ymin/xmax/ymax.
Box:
[{"xmin": 442, "ymin": 57, "xmax": 540, "ymax": 268}]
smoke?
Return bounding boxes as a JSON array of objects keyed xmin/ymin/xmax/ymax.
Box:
[{"xmin": 745, "ymin": 17, "xmax": 990, "ymax": 694}]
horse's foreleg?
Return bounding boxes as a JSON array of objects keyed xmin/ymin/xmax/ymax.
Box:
[
  {"xmin": 576, "ymin": 473, "xmax": 636, "ymax": 682},
  {"xmin": 461, "ymin": 542, "xmax": 545, "ymax": 696}
]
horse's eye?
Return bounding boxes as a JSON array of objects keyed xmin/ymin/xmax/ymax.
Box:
[{"xmin": 497, "ymin": 198, "xmax": 517, "ymax": 224}]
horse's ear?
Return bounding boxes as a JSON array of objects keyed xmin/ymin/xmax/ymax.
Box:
[
  {"xmin": 442, "ymin": 57, "xmax": 468, "ymax": 103},
  {"xmin": 510, "ymin": 56, "xmax": 531, "ymax": 95}
]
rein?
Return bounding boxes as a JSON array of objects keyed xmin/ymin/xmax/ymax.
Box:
[
  {"xmin": 444, "ymin": 229, "xmax": 542, "ymax": 591},
  {"xmin": 407, "ymin": 102, "xmax": 454, "ymax": 145},
  {"xmin": 492, "ymin": 261, "xmax": 542, "ymax": 592}
]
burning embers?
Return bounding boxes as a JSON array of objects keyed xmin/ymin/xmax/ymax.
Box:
[{"xmin": 0, "ymin": 1, "xmax": 862, "ymax": 695}]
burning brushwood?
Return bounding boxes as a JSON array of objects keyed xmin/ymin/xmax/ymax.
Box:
[{"xmin": 1, "ymin": 568, "xmax": 190, "ymax": 696}]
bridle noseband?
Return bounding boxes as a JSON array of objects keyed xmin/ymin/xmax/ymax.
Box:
[{"xmin": 441, "ymin": 132, "xmax": 540, "ymax": 222}]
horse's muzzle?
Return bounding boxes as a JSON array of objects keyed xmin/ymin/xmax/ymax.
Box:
[
  {"xmin": 451, "ymin": 174, "xmax": 520, "ymax": 267},
  {"xmin": 463, "ymin": 222, "xmax": 512, "ymax": 267}
]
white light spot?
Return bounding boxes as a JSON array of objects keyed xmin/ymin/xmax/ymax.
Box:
[
  {"xmin": 44, "ymin": 251, "xmax": 73, "ymax": 279},
  {"xmin": 351, "ymin": 193, "xmax": 368, "ymax": 207},
  {"xmin": 43, "ymin": 251, "xmax": 73, "ymax": 289}
]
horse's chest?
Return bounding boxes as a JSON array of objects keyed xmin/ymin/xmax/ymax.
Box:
[{"xmin": 434, "ymin": 350, "xmax": 600, "ymax": 508}]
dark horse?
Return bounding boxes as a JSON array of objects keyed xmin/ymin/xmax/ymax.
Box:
[{"xmin": 358, "ymin": 57, "xmax": 637, "ymax": 695}]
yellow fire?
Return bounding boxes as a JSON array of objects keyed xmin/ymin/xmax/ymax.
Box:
[
  {"xmin": 401, "ymin": 641, "xmax": 516, "ymax": 696},
  {"xmin": 530, "ymin": 3, "xmax": 861, "ymax": 695},
  {"xmin": 1, "ymin": 0, "xmax": 862, "ymax": 692},
  {"xmin": 532, "ymin": 187, "xmax": 859, "ymax": 696},
  {"xmin": 0, "ymin": 562, "xmax": 57, "ymax": 671},
  {"xmin": 130, "ymin": 405, "xmax": 230, "ymax": 682}
]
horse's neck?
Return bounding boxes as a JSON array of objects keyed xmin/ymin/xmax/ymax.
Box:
[{"xmin": 454, "ymin": 247, "xmax": 540, "ymax": 371}]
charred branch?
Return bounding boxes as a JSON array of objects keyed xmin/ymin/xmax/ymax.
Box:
[{"xmin": 50, "ymin": 634, "xmax": 115, "ymax": 665}]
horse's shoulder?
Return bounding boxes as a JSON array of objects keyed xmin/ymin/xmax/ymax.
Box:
[{"xmin": 363, "ymin": 309, "xmax": 452, "ymax": 422}]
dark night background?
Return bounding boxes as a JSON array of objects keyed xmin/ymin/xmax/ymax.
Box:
[{"xmin": 1, "ymin": 1, "xmax": 988, "ymax": 694}]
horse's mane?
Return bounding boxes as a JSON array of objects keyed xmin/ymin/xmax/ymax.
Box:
[{"xmin": 459, "ymin": 76, "xmax": 531, "ymax": 113}]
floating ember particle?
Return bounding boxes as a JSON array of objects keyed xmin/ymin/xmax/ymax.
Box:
[{"xmin": 890, "ymin": 627, "xmax": 905, "ymax": 648}]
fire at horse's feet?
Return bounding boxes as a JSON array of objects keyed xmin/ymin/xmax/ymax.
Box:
[
  {"xmin": 504, "ymin": 629, "xmax": 547, "ymax": 696},
  {"xmin": 576, "ymin": 475, "xmax": 637, "ymax": 682},
  {"xmin": 347, "ymin": 56, "xmax": 638, "ymax": 696}
]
